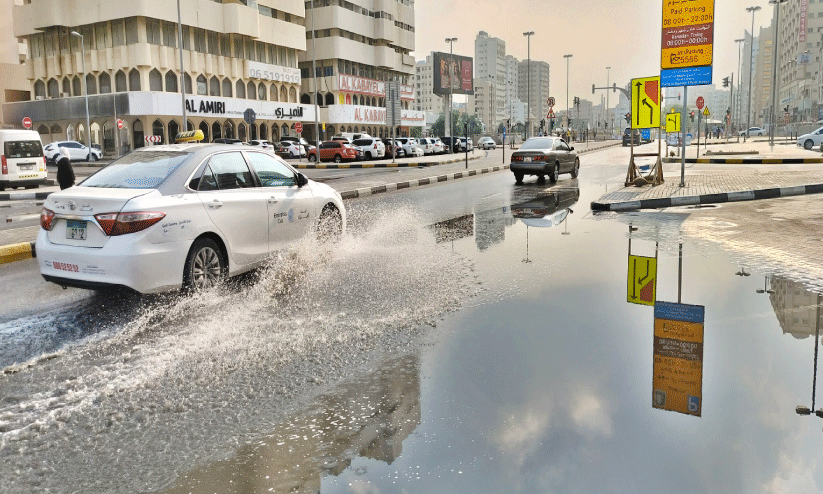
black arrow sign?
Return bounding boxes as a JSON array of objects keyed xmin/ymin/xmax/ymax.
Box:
[
  {"xmin": 631, "ymin": 258, "xmax": 638, "ymax": 299},
  {"xmin": 634, "ymin": 82, "xmax": 643, "ymax": 126},
  {"xmin": 642, "ymin": 98, "xmax": 653, "ymax": 126}
]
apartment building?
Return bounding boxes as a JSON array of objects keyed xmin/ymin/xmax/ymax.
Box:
[
  {"xmin": 301, "ymin": 0, "xmax": 423, "ymax": 139},
  {"xmin": 517, "ymin": 59, "xmax": 549, "ymax": 135},
  {"xmin": 475, "ymin": 31, "xmax": 506, "ymax": 129},
  {"xmin": 1, "ymin": 0, "xmax": 31, "ymax": 128},
  {"xmin": 414, "ymin": 55, "xmax": 444, "ymax": 114}
]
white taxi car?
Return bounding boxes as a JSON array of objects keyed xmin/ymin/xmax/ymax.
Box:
[{"xmin": 37, "ymin": 143, "xmax": 346, "ymax": 293}]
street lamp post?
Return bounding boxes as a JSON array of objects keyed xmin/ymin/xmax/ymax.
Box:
[
  {"xmin": 606, "ymin": 66, "xmax": 611, "ymax": 137},
  {"xmin": 769, "ymin": 0, "xmax": 788, "ymax": 146},
  {"xmin": 70, "ymin": 31, "xmax": 92, "ymax": 151},
  {"xmin": 745, "ymin": 5, "xmax": 761, "ymax": 141},
  {"xmin": 445, "ymin": 37, "xmax": 457, "ymax": 149},
  {"xmin": 564, "ymin": 54, "xmax": 572, "ymax": 135},
  {"xmin": 175, "ymin": 0, "xmax": 187, "ymax": 132},
  {"xmin": 735, "ymin": 38, "xmax": 745, "ymax": 142},
  {"xmin": 310, "ymin": 0, "xmax": 320, "ymax": 144},
  {"xmin": 523, "ymin": 31, "xmax": 534, "ymax": 139}
]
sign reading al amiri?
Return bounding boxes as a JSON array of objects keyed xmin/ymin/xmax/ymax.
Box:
[{"xmin": 660, "ymin": 0, "xmax": 715, "ymax": 87}]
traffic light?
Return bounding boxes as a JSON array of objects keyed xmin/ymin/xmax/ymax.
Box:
[
  {"xmin": 624, "ymin": 113, "xmax": 631, "ymax": 123},
  {"xmin": 689, "ymin": 111, "xmax": 695, "ymax": 122},
  {"xmin": 722, "ymin": 77, "xmax": 730, "ymax": 88}
]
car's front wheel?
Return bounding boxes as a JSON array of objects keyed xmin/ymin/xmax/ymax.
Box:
[
  {"xmin": 805, "ymin": 139, "xmax": 814, "ymax": 150},
  {"xmin": 308, "ymin": 153, "xmax": 317, "ymax": 162},
  {"xmin": 334, "ymin": 154, "xmax": 342, "ymax": 163},
  {"xmin": 88, "ymin": 152, "xmax": 97, "ymax": 162},
  {"xmin": 317, "ymin": 205, "xmax": 343, "ymax": 242},
  {"xmin": 571, "ymin": 158, "xmax": 580, "ymax": 178},
  {"xmin": 549, "ymin": 163, "xmax": 559, "ymax": 183},
  {"xmin": 183, "ymin": 237, "xmax": 226, "ymax": 291}
]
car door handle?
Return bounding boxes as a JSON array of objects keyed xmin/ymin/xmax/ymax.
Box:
[
  {"xmin": 208, "ymin": 200, "xmax": 223, "ymax": 209},
  {"xmin": 268, "ymin": 197, "xmax": 278, "ymax": 204}
]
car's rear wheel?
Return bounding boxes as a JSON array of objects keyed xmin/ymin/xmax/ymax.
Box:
[
  {"xmin": 308, "ymin": 153, "xmax": 317, "ymax": 162},
  {"xmin": 183, "ymin": 237, "xmax": 226, "ymax": 291},
  {"xmin": 513, "ymin": 171, "xmax": 524, "ymax": 184},
  {"xmin": 549, "ymin": 163, "xmax": 559, "ymax": 183},
  {"xmin": 805, "ymin": 140, "xmax": 814, "ymax": 150},
  {"xmin": 334, "ymin": 154, "xmax": 342, "ymax": 163},
  {"xmin": 571, "ymin": 158, "xmax": 580, "ymax": 178}
]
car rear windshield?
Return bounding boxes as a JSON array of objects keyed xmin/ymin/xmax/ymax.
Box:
[
  {"xmin": 520, "ymin": 138, "xmax": 554, "ymax": 150},
  {"xmin": 81, "ymin": 151, "xmax": 190, "ymax": 189},
  {"xmin": 353, "ymin": 139, "xmax": 373, "ymax": 146},
  {"xmin": 4, "ymin": 140, "xmax": 43, "ymax": 158}
]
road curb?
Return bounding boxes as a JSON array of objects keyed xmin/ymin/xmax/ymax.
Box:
[
  {"xmin": 339, "ymin": 164, "xmax": 510, "ymax": 200},
  {"xmin": 1, "ymin": 191, "xmax": 53, "ymax": 201},
  {"xmin": 591, "ymin": 183, "xmax": 823, "ymax": 212},
  {"xmin": 662, "ymin": 157, "xmax": 823, "ymax": 164},
  {"xmin": 291, "ymin": 153, "xmax": 483, "ymax": 169},
  {"xmin": 0, "ymin": 241, "xmax": 36, "ymax": 265}
]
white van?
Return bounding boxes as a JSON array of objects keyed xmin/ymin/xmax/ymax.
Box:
[{"xmin": 0, "ymin": 130, "xmax": 47, "ymax": 191}]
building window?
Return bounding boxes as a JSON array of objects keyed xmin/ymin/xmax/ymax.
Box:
[
  {"xmin": 236, "ymin": 80, "xmax": 246, "ymax": 98},
  {"xmin": 271, "ymin": 84, "xmax": 278, "ymax": 101},
  {"xmin": 162, "ymin": 21, "xmax": 177, "ymax": 48},
  {"xmin": 184, "ymin": 73, "xmax": 192, "ymax": 94},
  {"xmin": 47, "ymin": 78, "xmax": 58, "ymax": 98},
  {"xmin": 234, "ymin": 36, "xmax": 244, "ymax": 58},
  {"xmin": 222, "ymin": 78, "xmax": 232, "ymax": 97},
  {"xmin": 149, "ymin": 69, "xmax": 162, "ymax": 91},
  {"xmin": 99, "ymin": 72, "xmax": 111, "ymax": 93},
  {"xmin": 115, "ymin": 70, "xmax": 127, "ymax": 92},
  {"xmin": 208, "ymin": 31, "xmax": 219, "ymax": 55},
  {"xmin": 210, "ymin": 76, "xmax": 220, "ymax": 96},
  {"xmin": 62, "ymin": 78, "xmax": 70, "ymax": 95},
  {"xmin": 86, "ymin": 74, "xmax": 98, "ymax": 94},
  {"xmin": 182, "ymin": 26, "xmax": 191, "ymax": 50},
  {"xmin": 197, "ymin": 75, "xmax": 207, "ymax": 95},
  {"xmin": 220, "ymin": 33, "xmax": 231, "ymax": 57},
  {"xmin": 289, "ymin": 87, "xmax": 297, "ymax": 102},
  {"xmin": 129, "ymin": 69, "xmax": 141, "ymax": 91},
  {"xmin": 194, "ymin": 29, "xmax": 206, "ymax": 53},
  {"xmin": 165, "ymin": 70, "xmax": 178, "ymax": 92},
  {"xmin": 125, "ymin": 18, "xmax": 138, "ymax": 44},
  {"xmin": 280, "ymin": 86, "xmax": 288, "ymax": 101},
  {"xmin": 146, "ymin": 18, "xmax": 161, "ymax": 45},
  {"xmin": 72, "ymin": 76, "xmax": 81, "ymax": 96},
  {"xmin": 258, "ymin": 82, "xmax": 267, "ymax": 100},
  {"xmin": 247, "ymin": 81, "xmax": 256, "ymax": 100},
  {"xmin": 111, "ymin": 19, "xmax": 125, "ymax": 47}
]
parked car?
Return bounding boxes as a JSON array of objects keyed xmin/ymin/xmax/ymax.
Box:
[
  {"xmin": 622, "ymin": 128, "xmax": 641, "ymax": 146},
  {"xmin": 395, "ymin": 138, "xmax": 424, "ymax": 157},
  {"xmin": 307, "ymin": 140, "xmax": 359, "ymax": 163},
  {"xmin": 381, "ymin": 139, "xmax": 406, "ymax": 158},
  {"xmin": 44, "ymin": 140, "xmax": 102, "ymax": 164},
  {"xmin": 0, "ymin": 129, "xmax": 47, "ymax": 191},
  {"xmin": 417, "ymin": 137, "xmax": 436, "ymax": 155},
  {"xmin": 37, "ymin": 144, "xmax": 346, "ymax": 294},
  {"xmin": 797, "ymin": 127, "xmax": 823, "ymax": 149},
  {"xmin": 510, "ymin": 136, "xmax": 579, "ymax": 184},
  {"xmin": 432, "ymin": 138, "xmax": 446, "ymax": 154},
  {"xmin": 352, "ymin": 137, "xmax": 386, "ymax": 159},
  {"xmin": 739, "ymin": 127, "xmax": 765, "ymax": 137},
  {"xmin": 280, "ymin": 136, "xmax": 316, "ymax": 154},
  {"xmin": 248, "ymin": 140, "xmax": 275, "ymax": 151},
  {"xmin": 278, "ymin": 141, "xmax": 307, "ymax": 158},
  {"xmin": 212, "ymin": 138, "xmax": 243, "ymax": 145},
  {"xmin": 461, "ymin": 137, "xmax": 473, "ymax": 152},
  {"xmin": 478, "ymin": 136, "xmax": 496, "ymax": 150},
  {"xmin": 439, "ymin": 136, "xmax": 464, "ymax": 153}
]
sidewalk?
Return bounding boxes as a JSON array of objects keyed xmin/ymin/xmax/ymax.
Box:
[{"xmin": 592, "ymin": 141, "xmax": 823, "ymax": 211}]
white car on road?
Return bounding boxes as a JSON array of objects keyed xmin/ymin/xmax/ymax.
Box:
[
  {"xmin": 37, "ymin": 144, "xmax": 346, "ymax": 294},
  {"xmin": 278, "ymin": 141, "xmax": 307, "ymax": 158},
  {"xmin": 44, "ymin": 140, "xmax": 102, "ymax": 163},
  {"xmin": 797, "ymin": 127, "xmax": 823, "ymax": 150},
  {"xmin": 478, "ymin": 137, "xmax": 496, "ymax": 149},
  {"xmin": 739, "ymin": 127, "xmax": 765, "ymax": 137}
]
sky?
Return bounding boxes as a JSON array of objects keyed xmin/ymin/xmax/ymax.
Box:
[{"xmin": 413, "ymin": 0, "xmax": 776, "ymax": 109}]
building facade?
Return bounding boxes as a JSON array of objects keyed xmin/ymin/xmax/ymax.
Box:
[
  {"xmin": 475, "ymin": 31, "xmax": 506, "ymax": 130},
  {"xmin": 517, "ymin": 59, "xmax": 549, "ymax": 135},
  {"xmin": 1, "ymin": 0, "xmax": 31, "ymax": 128}
]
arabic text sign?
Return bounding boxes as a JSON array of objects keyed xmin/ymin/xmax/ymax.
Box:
[
  {"xmin": 653, "ymin": 301, "xmax": 704, "ymax": 416},
  {"xmin": 661, "ymin": 66, "xmax": 712, "ymax": 87},
  {"xmin": 661, "ymin": 0, "xmax": 714, "ymax": 70}
]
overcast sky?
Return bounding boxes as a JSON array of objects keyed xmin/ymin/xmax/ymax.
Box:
[{"xmin": 414, "ymin": 0, "xmax": 775, "ymax": 108}]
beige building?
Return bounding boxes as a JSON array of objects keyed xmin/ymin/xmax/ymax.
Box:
[
  {"xmin": 1, "ymin": 0, "xmax": 30, "ymax": 128},
  {"xmin": 6, "ymin": 0, "xmax": 340, "ymax": 155},
  {"xmin": 300, "ymin": 0, "xmax": 423, "ymax": 140},
  {"xmin": 517, "ymin": 59, "xmax": 549, "ymax": 135}
]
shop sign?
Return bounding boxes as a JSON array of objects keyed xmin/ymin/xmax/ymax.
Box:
[
  {"xmin": 248, "ymin": 61, "xmax": 301, "ymax": 85},
  {"xmin": 338, "ymin": 74, "xmax": 415, "ymax": 101}
]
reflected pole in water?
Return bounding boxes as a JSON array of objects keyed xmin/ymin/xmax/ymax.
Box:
[
  {"xmin": 796, "ymin": 293, "xmax": 823, "ymax": 419},
  {"xmin": 522, "ymin": 226, "xmax": 532, "ymax": 263}
]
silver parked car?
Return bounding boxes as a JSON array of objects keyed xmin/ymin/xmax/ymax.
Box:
[{"xmin": 509, "ymin": 137, "xmax": 579, "ymax": 184}]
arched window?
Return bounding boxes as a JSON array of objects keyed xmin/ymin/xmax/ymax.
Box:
[
  {"xmin": 66, "ymin": 124, "xmax": 75, "ymax": 141},
  {"xmin": 236, "ymin": 80, "xmax": 246, "ymax": 99},
  {"xmin": 250, "ymin": 123, "xmax": 257, "ymax": 140},
  {"xmin": 347, "ymin": 126, "xmax": 352, "ymax": 133},
  {"xmin": 282, "ymin": 86, "xmax": 289, "ymax": 102},
  {"xmin": 289, "ymin": 87, "xmax": 297, "ymax": 103},
  {"xmin": 77, "ymin": 123, "xmax": 85, "ymax": 143},
  {"xmin": 165, "ymin": 71, "xmax": 178, "ymax": 92},
  {"xmin": 133, "ymin": 120, "xmax": 144, "ymax": 149},
  {"xmin": 152, "ymin": 119, "xmax": 165, "ymax": 144},
  {"xmin": 209, "ymin": 76, "xmax": 219, "ymax": 96},
  {"xmin": 238, "ymin": 122, "xmax": 247, "ymax": 141},
  {"xmin": 72, "ymin": 76, "xmax": 81, "ymax": 96},
  {"xmin": 281, "ymin": 123, "xmax": 289, "ymax": 137},
  {"xmin": 62, "ymin": 78, "xmax": 70, "ymax": 96},
  {"xmin": 199, "ymin": 121, "xmax": 209, "ymax": 142},
  {"xmin": 150, "ymin": 69, "xmax": 162, "ymax": 91},
  {"xmin": 271, "ymin": 124, "xmax": 279, "ymax": 142},
  {"xmin": 222, "ymin": 78, "xmax": 232, "ymax": 97},
  {"xmin": 168, "ymin": 120, "xmax": 179, "ymax": 141},
  {"xmin": 37, "ymin": 124, "xmax": 49, "ymax": 135},
  {"xmin": 47, "ymin": 78, "xmax": 58, "ymax": 98},
  {"xmin": 184, "ymin": 73, "xmax": 192, "ymax": 94},
  {"xmin": 247, "ymin": 81, "xmax": 256, "ymax": 100},
  {"xmin": 129, "ymin": 69, "xmax": 141, "ymax": 91},
  {"xmin": 197, "ymin": 75, "xmax": 207, "ymax": 96},
  {"xmin": 300, "ymin": 93, "xmax": 310, "ymax": 104},
  {"xmin": 34, "ymin": 80, "xmax": 45, "ymax": 99},
  {"xmin": 258, "ymin": 82, "xmax": 266, "ymax": 101},
  {"xmin": 259, "ymin": 123, "xmax": 267, "ymax": 141},
  {"xmin": 327, "ymin": 125, "xmax": 335, "ymax": 136},
  {"xmin": 212, "ymin": 121, "xmax": 222, "ymax": 141},
  {"xmin": 325, "ymin": 93, "xmax": 334, "ymax": 106},
  {"xmin": 315, "ymin": 92, "xmax": 322, "ymax": 106},
  {"xmin": 115, "ymin": 70, "xmax": 127, "ymax": 92},
  {"xmin": 224, "ymin": 120, "xmax": 234, "ymax": 139},
  {"xmin": 50, "ymin": 124, "xmax": 62, "ymax": 135},
  {"xmin": 270, "ymin": 84, "xmax": 278, "ymax": 101},
  {"xmin": 86, "ymin": 74, "xmax": 97, "ymax": 95},
  {"xmin": 99, "ymin": 72, "xmax": 112, "ymax": 93}
]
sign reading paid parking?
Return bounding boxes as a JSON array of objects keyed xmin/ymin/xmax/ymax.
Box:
[
  {"xmin": 660, "ymin": 0, "xmax": 715, "ymax": 87},
  {"xmin": 630, "ymin": 77, "xmax": 660, "ymax": 129},
  {"xmin": 653, "ymin": 301, "xmax": 705, "ymax": 417}
]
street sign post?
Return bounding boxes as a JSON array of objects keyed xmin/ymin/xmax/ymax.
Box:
[
  {"xmin": 696, "ymin": 96, "xmax": 704, "ymax": 110},
  {"xmin": 627, "ymin": 255, "xmax": 657, "ymax": 306},
  {"xmin": 22, "ymin": 117, "xmax": 32, "ymax": 129},
  {"xmin": 702, "ymin": 107, "xmax": 710, "ymax": 117},
  {"xmin": 653, "ymin": 301, "xmax": 705, "ymax": 417},
  {"xmin": 295, "ymin": 122, "xmax": 303, "ymax": 134},
  {"xmin": 547, "ymin": 96, "xmax": 555, "ymax": 108},
  {"xmin": 117, "ymin": 119, "xmax": 124, "ymax": 129}
]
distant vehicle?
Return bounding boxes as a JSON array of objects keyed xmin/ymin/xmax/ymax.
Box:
[
  {"xmin": 280, "ymin": 136, "xmax": 316, "ymax": 153},
  {"xmin": 417, "ymin": 137, "xmax": 436, "ymax": 155},
  {"xmin": 432, "ymin": 138, "xmax": 446, "ymax": 154},
  {"xmin": 440, "ymin": 136, "xmax": 464, "ymax": 153},
  {"xmin": 381, "ymin": 138, "xmax": 406, "ymax": 158},
  {"xmin": 212, "ymin": 138, "xmax": 243, "ymax": 145},
  {"xmin": 352, "ymin": 137, "xmax": 386, "ymax": 159},
  {"xmin": 460, "ymin": 137, "xmax": 473, "ymax": 152},
  {"xmin": 0, "ymin": 129, "xmax": 47, "ymax": 191},
  {"xmin": 307, "ymin": 140, "xmax": 359, "ymax": 163},
  {"xmin": 510, "ymin": 136, "xmax": 579, "ymax": 184},
  {"xmin": 37, "ymin": 144, "xmax": 346, "ymax": 294},
  {"xmin": 739, "ymin": 127, "xmax": 765, "ymax": 137},
  {"xmin": 395, "ymin": 138, "xmax": 424, "ymax": 157},
  {"xmin": 44, "ymin": 140, "xmax": 102, "ymax": 163},
  {"xmin": 248, "ymin": 140, "xmax": 275, "ymax": 151},
  {"xmin": 622, "ymin": 128, "xmax": 641, "ymax": 146},
  {"xmin": 334, "ymin": 132, "xmax": 371, "ymax": 143},
  {"xmin": 797, "ymin": 127, "xmax": 823, "ymax": 149},
  {"xmin": 278, "ymin": 141, "xmax": 307, "ymax": 158},
  {"xmin": 478, "ymin": 136, "xmax": 496, "ymax": 150}
]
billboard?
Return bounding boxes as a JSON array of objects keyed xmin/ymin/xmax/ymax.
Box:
[{"xmin": 432, "ymin": 52, "xmax": 474, "ymax": 96}]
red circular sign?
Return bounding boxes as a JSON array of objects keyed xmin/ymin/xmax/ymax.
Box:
[
  {"xmin": 22, "ymin": 117, "xmax": 32, "ymax": 129},
  {"xmin": 295, "ymin": 122, "xmax": 303, "ymax": 133},
  {"xmin": 117, "ymin": 119, "xmax": 124, "ymax": 129},
  {"xmin": 696, "ymin": 97, "xmax": 704, "ymax": 110}
]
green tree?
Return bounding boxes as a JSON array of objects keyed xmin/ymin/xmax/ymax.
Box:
[{"xmin": 410, "ymin": 127, "xmax": 422, "ymax": 138}]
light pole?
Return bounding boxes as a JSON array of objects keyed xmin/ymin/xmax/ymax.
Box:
[
  {"xmin": 769, "ymin": 0, "xmax": 788, "ymax": 146},
  {"xmin": 735, "ymin": 38, "xmax": 745, "ymax": 141},
  {"xmin": 606, "ymin": 66, "xmax": 611, "ymax": 137},
  {"xmin": 564, "ymin": 54, "xmax": 572, "ymax": 134},
  {"xmin": 523, "ymin": 31, "xmax": 534, "ymax": 139},
  {"xmin": 445, "ymin": 37, "xmax": 458, "ymax": 149},
  {"xmin": 310, "ymin": 0, "xmax": 319, "ymax": 144},
  {"xmin": 175, "ymin": 0, "xmax": 187, "ymax": 131},
  {"xmin": 70, "ymin": 31, "xmax": 92, "ymax": 151},
  {"xmin": 745, "ymin": 5, "xmax": 761, "ymax": 141}
]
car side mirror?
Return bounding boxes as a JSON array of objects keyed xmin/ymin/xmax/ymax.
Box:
[
  {"xmin": 570, "ymin": 146, "xmax": 574, "ymax": 151},
  {"xmin": 296, "ymin": 173, "xmax": 309, "ymax": 187}
]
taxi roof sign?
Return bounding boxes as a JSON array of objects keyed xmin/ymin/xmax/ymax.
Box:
[{"xmin": 175, "ymin": 130, "xmax": 204, "ymax": 143}]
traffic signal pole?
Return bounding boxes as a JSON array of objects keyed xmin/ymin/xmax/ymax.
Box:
[{"xmin": 680, "ymin": 86, "xmax": 687, "ymax": 187}]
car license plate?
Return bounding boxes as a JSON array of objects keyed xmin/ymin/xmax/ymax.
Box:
[
  {"xmin": 524, "ymin": 157, "xmax": 532, "ymax": 162},
  {"xmin": 66, "ymin": 219, "xmax": 87, "ymax": 240},
  {"xmin": 20, "ymin": 164, "xmax": 33, "ymax": 171}
]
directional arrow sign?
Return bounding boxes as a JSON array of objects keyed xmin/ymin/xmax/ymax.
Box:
[
  {"xmin": 666, "ymin": 113, "xmax": 680, "ymax": 133},
  {"xmin": 631, "ymin": 76, "xmax": 660, "ymax": 130},
  {"xmin": 627, "ymin": 255, "xmax": 657, "ymax": 306}
]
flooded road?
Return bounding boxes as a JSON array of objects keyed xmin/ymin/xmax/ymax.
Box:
[{"xmin": 2, "ymin": 158, "xmax": 823, "ymax": 492}]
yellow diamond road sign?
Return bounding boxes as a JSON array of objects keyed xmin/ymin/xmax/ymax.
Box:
[
  {"xmin": 631, "ymin": 76, "xmax": 661, "ymax": 129},
  {"xmin": 702, "ymin": 107, "xmax": 710, "ymax": 116},
  {"xmin": 666, "ymin": 113, "xmax": 680, "ymax": 133}
]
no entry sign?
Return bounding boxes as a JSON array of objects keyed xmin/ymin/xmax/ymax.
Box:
[
  {"xmin": 295, "ymin": 122, "xmax": 303, "ymax": 133},
  {"xmin": 696, "ymin": 96, "xmax": 704, "ymax": 110},
  {"xmin": 22, "ymin": 117, "xmax": 32, "ymax": 129}
]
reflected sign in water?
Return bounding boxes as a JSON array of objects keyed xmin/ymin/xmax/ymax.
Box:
[{"xmin": 653, "ymin": 301, "xmax": 705, "ymax": 417}]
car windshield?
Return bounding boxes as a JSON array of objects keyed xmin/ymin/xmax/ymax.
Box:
[
  {"xmin": 80, "ymin": 151, "xmax": 190, "ymax": 189},
  {"xmin": 520, "ymin": 138, "xmax": 554, "ymax": 150},
  {"xmin": 4, "ymin": 140, "xmax": 43, "ymax": 158},
  {"xmin": 353, "ymin": 139, "xmax": 373, "ymax": 146}
]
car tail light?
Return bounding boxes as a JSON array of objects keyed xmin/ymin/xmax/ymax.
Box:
[
  {"xmin": 1, "ymin": 156, "xmax": 6, "ymax": 175},
  {"xmin": 94, "ymin": 211, "xmax": 166, "ymax": 236},
  {"xmin": 40, "ymin": 208, "xmax": 55, "ymax": 230},
  {"xmin": 512, "ymin": 156, "xmax": 522, "ymax": 162}
]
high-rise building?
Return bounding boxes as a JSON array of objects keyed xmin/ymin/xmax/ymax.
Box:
[
  {"xmin": 754, "ymin": 23, "xmax": 774, "ymax": 128},
  {"xmin": 517, "ymin": 59, "xmax": 549, "ymax": 134},
  {"xmin": 302, "ymin": 0, "xmax": 423, "ymax": 140},
  {"xmin": 414, "ymin": 55, "xmax": 444, "ymax": 115},
  {"xmin": 475, "ymin": 31, "xmax": 506, "ymax": 129}
]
